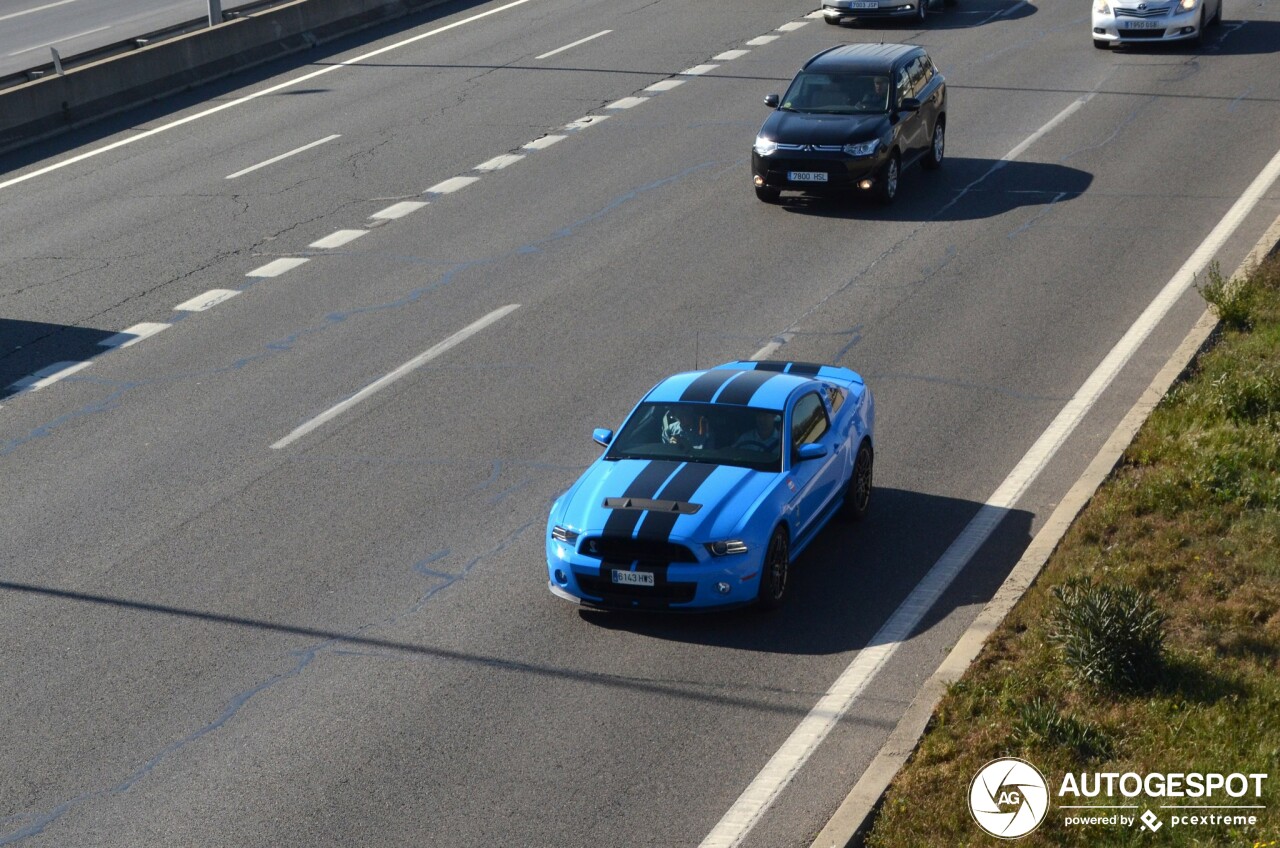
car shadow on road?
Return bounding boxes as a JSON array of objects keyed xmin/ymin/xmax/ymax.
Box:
[
  {"xmin": 0, "ymin": 318, "xmax": 121, "ymax": 399},
  {"xmin": 824, "ymin": 0, "xmax": 1038, "ymax": 31},
  {"xmin": 1101, "ymin": 18, "xmax": 1280, "ymax": 56},
  {"xmin": 775, "ymin": 157, "xmax": 1093, "ymax": 223},
  {"xmin": 578, "ymin": 486, "xmax": 1034, "ymax": 657}
]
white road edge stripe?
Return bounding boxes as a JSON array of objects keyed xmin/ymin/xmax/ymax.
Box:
[
  {"xmin": 0, "ymin": 0, "xmax": 538, "ymax": 192},
  {"xmin": 270, "ymin": 304, "xmax": 521, "ymax": 449},
  {"xmin": 0, "ymin": 0, "xmax": 78, "ymax": 23},
  {"xmin": 226, "ymin": 135, "xmax": 341, "ymax": 180},
  {"xmin": 535, "ymin": 29, "xmax": 612, "ymax": 59},
  {"xmin": 6, "ymin": 24, "xmax": 109, "ymax": 57},
  {"xmin": 711, "ymin": 123, "xmax": 1280, "ymax": 848}
]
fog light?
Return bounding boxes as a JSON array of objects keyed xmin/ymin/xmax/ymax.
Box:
[
  {"xmin": 858, "ymin": 179, "xmax": 873, "ymax": 190},
  {"xmin": 1181, "ymin": 25, "xmax": 1194, "ymax": 32},
  {"xmin": 754, "ymin": 175, "xmax": 765, "ymax": 187},
  {"xmin": 554, "ymin": 569, "xmax": 568, "ymax": 585},
  {"xmin": 1093, "ymin": 26, "xmax": 1105, "ymax": 33},
  {"xmin": 716, "ymin": 582, "xmax": 731, "ymax": 595}
]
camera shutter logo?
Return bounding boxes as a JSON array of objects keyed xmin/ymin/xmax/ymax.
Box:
[{"xmin": 969, "ymin": 758, "xmax": 1050, "ymax": 839}]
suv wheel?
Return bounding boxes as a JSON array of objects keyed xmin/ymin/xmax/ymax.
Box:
[
  {"xmin": 921, "ymin": 121, "xmax": 944, "ymax": 171},
  {"xmin": 876, "ymin": 153, "xmax": 900, "ymax": 205}
]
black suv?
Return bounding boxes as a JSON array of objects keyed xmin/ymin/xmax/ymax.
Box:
[{"xmin": 751, "ymin": 44, "xmax": 946, "ymax": 204}]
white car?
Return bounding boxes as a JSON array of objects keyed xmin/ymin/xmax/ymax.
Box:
[{"xmin": 1092, "ymin": 0, "xmax": 1221, "ymax": 48}]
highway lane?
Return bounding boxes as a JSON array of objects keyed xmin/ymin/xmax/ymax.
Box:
[{"xmin": 1, "ymin": 0, "xmax": 1278, "ymax": 845}]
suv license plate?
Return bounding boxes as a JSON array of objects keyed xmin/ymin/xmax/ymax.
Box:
[
  {"xmin": 612, "ymin": 569, "xmax": 655, "ymax": 586},
  {"xmin": 788, "ymin": 171, "xmax": 828, "ymax": 182}
]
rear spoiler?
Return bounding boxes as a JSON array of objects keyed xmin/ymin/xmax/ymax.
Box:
[{"xmin": 713, "ymin": 360, "xmax": 864, "ymax": 386}]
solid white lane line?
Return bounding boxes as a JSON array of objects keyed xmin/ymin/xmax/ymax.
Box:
[
  {"xmin": 309, "ymin": 229, "xmax": 368, "ymax": 249},
  {"xmin": 7, "ymin": 361, "xmax": 91, "ymax": 392},
  {"xmin": 271, "ymin": 304, "xmax": 521, "ymax": 449},
  {"xmin": 425, "ymin": 176, "xmax": 480, "ymax": 195},
  {"xmin": 0, "ymin": 0, "xmax": 538, "ymax": 192},
  {"xmin": 370, "ymin": 200, "xmax": 428, "ymax": 220},
  {"xmin": 98, "ymin": 322, "xmax": 169, "ymax": 349},
  {"xmin": 701, "ymin": 142, "xmax": 1280, "ymax": 848},
  {"xmin": 0, "ymin": 0, "xmax": 77, "ymax": 23},
  {"xmin": 776, "ymin": 21, "xmax": 809, "ymax": 30},
  {"xmin": 534, "ymin": 29, "xmax": 612, "ymax": 59},
  {"xmin": 679, "ymin": 64, "xmax": 719, "ymax": 75},
  {"xmin": 745, "ymin": 35, "xmax": 778, "ymax": 45},
  {"xmin": 1005, "ymin": 95, "xmax": 1092, "ymax": 163},
  {"xmin": 175, "ymin": 289, "xmax": 240, "ymax": 311},
  {"xmin": 523, "ymin": 135, "xmax": 566, "ymax": 150},
  {"xmin": 6, "ymin": 24, "xmax": 109, "ymax": 56},
  {"xmin": 474, "ymin": 153, "xmax": 525, "ymax": 171},
  {"xmin": 713, "ymin": 49, "xmax": 750, "ymax": 61},
  {"xmin": 225, "ymin": 134, "xmax": 341, "ymax": 180},
  {"xmin": 247, "ymin": 257, "xmax": 309, "ymax": 278},
  {"xmin": 605, "ymin": 96, "xmax": 648, "ymax": 110},
  {"xmin": 644, "ymin": 79, "xmax": 685, "ymax": 92}
]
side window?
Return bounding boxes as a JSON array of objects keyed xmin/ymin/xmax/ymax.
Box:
[
  {"xmin": 824, "ymin": 384, "xmax": 847, "ymax": 415},
  {"xmin": 791, "ymin": 392, "xmax": 830, "ymax": 450},
  {"xmin": 895, "ymin": 66, "xmax": 912, "ymax": 104},
  {"xmin": 906, "ymin": 58, "xmax": 926, "ymax": 97}
]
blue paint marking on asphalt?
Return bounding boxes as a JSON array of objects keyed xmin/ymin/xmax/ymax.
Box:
[
  {"xmin": 1007, "ymin": 191, "xmax": 1069, "ymax": 238},
  {"xmin": 412, "ymin": 548, "xmax": 452, "ymax": 579}
]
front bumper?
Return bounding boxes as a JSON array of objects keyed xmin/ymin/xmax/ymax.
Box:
[
  {"xmin": 752, "ymin": 148, "xmax": 887, "ymax": 194},
  {"xmin": 1091, "ymin": 8, "xmax": 1203, "ymax": 42},
  {"xmin": 823, "ymin": 2, "xmax": 922, "ymax": 19},
  {"xmin": 546, "ymin": 538, "xmax": 762, "ymax": 610}
]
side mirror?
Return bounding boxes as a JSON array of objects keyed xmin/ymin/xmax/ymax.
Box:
[
  {"xmin": 795, "ymin": 443, "xmax": 827, "ymax": 461},
  {"xmin": 592, "ymin": 428, "xmax": 613, "ymax": 447},
  {"xmin": 898, "ymin": 97, "xmax": 921, "ymax": 112},
  {"xmin": 763, "ymin": 94, "xmax": 780, "ymax": 108}
]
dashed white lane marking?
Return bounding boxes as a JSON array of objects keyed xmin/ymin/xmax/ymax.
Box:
[
  {"xmin": 679, "ymin": 64, "xmax": 719, "ymax": 75},
  {"xmin": 6, "ymin": 24, "xmax": 109, "ymax": 56},
  {"xmin": 370, "ymin": 200, "xmax": 428, "ymax": 220},
  {"xmin": 777, "ymin": 21, "xmax": 809, "ymax": 30},
  {"xmin": 745, "ymin": 35, "xmax": 779, "ymax": 45},
  {"xmin": 225, "ymin": 134, "xmax": 340, "ymax": 180},
  {"xmin": 605, "ymin": 96, "xmax": 648, "ymax": 110},
  {"xmin": 475, "ymin": 153, "xmax": 525, "ymax": 171},
  {"xmin": 271, "ymin": 304, "xmax": 521, "ymax": 449},
  {"xmin": 534, "ymin": 29, "xmax": 612, "ymax": 59},
  {"xmin": 523, "ymin": 135, "xmax": 566, "ymax": 150},
  {"xmin": 7, "ymin": 361, "xmax": 92, "ymax": 393},
  {"xmin": 309, "ymin": 229, "xmax": 368, "ymax": 249},
  {"xmin": 0, "ymin": 0, "xmax": 77, "ymax": 23},
  {"xmin": 0, "ymin": 0, "xmax": 538, "ymax": 192},
  {"xmin": 564, "ymin": 115, "xmax": 611, "ymax": 131},
  {"xmin": 426, "ymin": 176, "xmax": 480, "ymax": 195},
  {"xmin": 175, "ymin": 289, "xmax": 240, "ymax": 312},
  {"xmin": 98, "ymin": 322, "xmax": 169, "ymax": 350},
  {"xmin": 246, "ymin": 257, "xmax": 310, "ymax": 278},
  {"xmin": 645, "ymin": 79, "xmax": 686, "ymax": 92},
  {"xmin": 713, "ymin": 49, "xmax": 750, "ymax": 61}
]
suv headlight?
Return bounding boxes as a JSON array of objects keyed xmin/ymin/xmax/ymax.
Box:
[
  {"xmin": 1094, "ymin": 0, "xmax": 1111, "ymax": 12},
  {"xmin": 843, "ymin": 139, "xmax": 880, "ymax": 157},
  {"xmin": 705, "ymin": 540, "xmax": 749, "ymax": 556},
  {"xmin": 754, "ymin": 136, "xmax": 778, "ymax": 157}
]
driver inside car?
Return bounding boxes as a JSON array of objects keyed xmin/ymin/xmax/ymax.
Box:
[{"xmin": 734, "ymin": 411, "xmax": 781, "ymax": 452}]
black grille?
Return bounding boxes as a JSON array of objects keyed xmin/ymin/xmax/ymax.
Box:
[
  {"xmin": 579, "ymin": 536, "xmax": 698, "ymax": 563},
  {"xmin": 575, "ymin": 572, "xmax": 698, "ymax": 606}
]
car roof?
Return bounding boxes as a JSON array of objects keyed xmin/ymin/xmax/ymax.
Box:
[
  {"xmin": 643, "ymin": 361, "xmax": 861, "ymax": 410},
  {"xmin": 802, "ymin": 43, "xmax": 922, "ymax": 73}
]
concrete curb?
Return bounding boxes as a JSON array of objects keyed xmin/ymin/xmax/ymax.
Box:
[
  {"xmin": 810, "ymin": 212, "xmax": 1280, "ymax": 848},
  {"xmin": 0, "ymin": 0, "xmax": 455, "ymax": 155}
]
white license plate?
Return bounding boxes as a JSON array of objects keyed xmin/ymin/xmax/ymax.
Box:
[
  {"xmin": 788, "ymin": 171, "xmax": 828, "ymax": 183},
  {"xmin": 612, "ymin": 569, "xmax": 655, "ymax": 586},
  {"xmin": 1123, "ymin": 19, "xmax": 1162, "ymax": 28},
  {"xmin": 849, "ymin": 2, "xmax": 879, "ymax": 8}
]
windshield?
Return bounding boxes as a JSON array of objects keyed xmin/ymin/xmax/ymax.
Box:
[
  {"xmin": 780, "ymin": 72, "xmax": 890, "ymax": 115},
  {"xmin": 606, "ymin": 402, "xmax": 784, "ymax": 473}
]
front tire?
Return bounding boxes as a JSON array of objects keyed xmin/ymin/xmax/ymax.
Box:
[
  {"xmin": 824, "ymin": 14, "xmax": 842, "ymax": 24},
  {"xmin": 916, "ymin": 0, "xmax": 927, "ymax": 22},
  {"xmin": 1190, "ymin": 7, "xmax": 1205, "ymax": 44},
  {"xmin": 843, "ymin": 441, "xmax": 874, "ymax": 521},
  {"xmin": 1210, "ymin": 0, "xmax": 1221, "ymax": 24},
  {"xmin": 921, "ymin": 120, "xmax": 944, "ymax": 171},
  {"xmin": 876, "ymin": 152, "xmax": 900, "ymax": 206},
  {"xmin": 755, "ymin": 185, "xmax": 780, "ymax": 203},
  {"xmin": 756, "ymin": 527, "xmax": 790, "ymax": 610}
]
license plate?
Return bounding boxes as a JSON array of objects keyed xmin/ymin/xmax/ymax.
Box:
[
  {"xmin": 612, "ymin": 569, "xmax": 655, "ymax": 586},
  {"xmin": 849, "ymin": 2, "xmax": 879, "ymax": 7},
  {"xmin": 1123, "ymin": 19, "xmax": 1162, "ymax": 27},
  {"xmin": 788, "ymin": 171, "xmax": 828, "ymax": 182}
]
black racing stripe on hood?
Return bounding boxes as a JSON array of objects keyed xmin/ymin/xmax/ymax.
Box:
[
  {"xmin": 753, "ymin": 361, "xmax": 787, "ymax": 372},
  {"xmin": 786, "ymin": 362, "xmax": 823, "ymax": 375},
  {"xmin": 714, "ymin": 369, "xmax": 780, "ymax": 406},
  {"xmin": 602, "ymin": 460, "xmax": 682, "ymax": 538},
  {"xmin": 680, "ymin": 369, "xmax": 739, "ymax": 402},
  {"xmin": 635, "ymin": 462, "xmax": 718, "ymax": 542}
]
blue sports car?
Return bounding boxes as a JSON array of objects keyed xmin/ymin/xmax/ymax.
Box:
[{"xmin": 546, "ymin": 360, "xmax": 875, "ymax": 611}]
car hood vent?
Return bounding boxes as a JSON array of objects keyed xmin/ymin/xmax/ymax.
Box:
[{"xmin": 603, "ymin": 497, "xmax": 702, "ymax": 515}]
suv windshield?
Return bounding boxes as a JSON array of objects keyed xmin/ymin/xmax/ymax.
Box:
[
  {"xmin": 780, "ymin": 72, "xmax": 890, "ymax": 115},
  {"xmin": 606, "ymin": 402, "xmax": 783, "ymax": 472}
]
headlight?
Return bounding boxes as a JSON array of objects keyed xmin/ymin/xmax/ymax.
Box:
[
  {"xmin": 754, "ymin": 136, "xmax": 778, "ymax": 157},
  {"xmin": 1178, "ymin": 0, "xmax": 1196, "ymax": 9},
  {"xmin": 843, "ymin": 139, "xmax": 880, "ymax": 157},
  {"xmin": 705, "ymin": 540, "xmax": 749, "ymax": 556},
  {"xmin": 1094, "ymin": 0, "xmax": 1110, "ymax": 12},
  {"xmin": 551, "ymin": 525, "xmax": 579, "ymax": 544}
]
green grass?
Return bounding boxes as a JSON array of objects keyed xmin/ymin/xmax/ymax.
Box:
[{"xmin": 863, "ymin": 254, "xmax": 1280, "ymax": 847}]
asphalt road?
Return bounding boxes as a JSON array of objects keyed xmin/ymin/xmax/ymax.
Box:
[{"xmin": 1, "ymin": 0, "xmax": 1278, "ymax": 846}]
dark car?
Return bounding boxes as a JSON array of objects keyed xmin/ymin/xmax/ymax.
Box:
[{"xmin": 751, "ymin": 44, "xmax": 946, "ymax": 204}]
